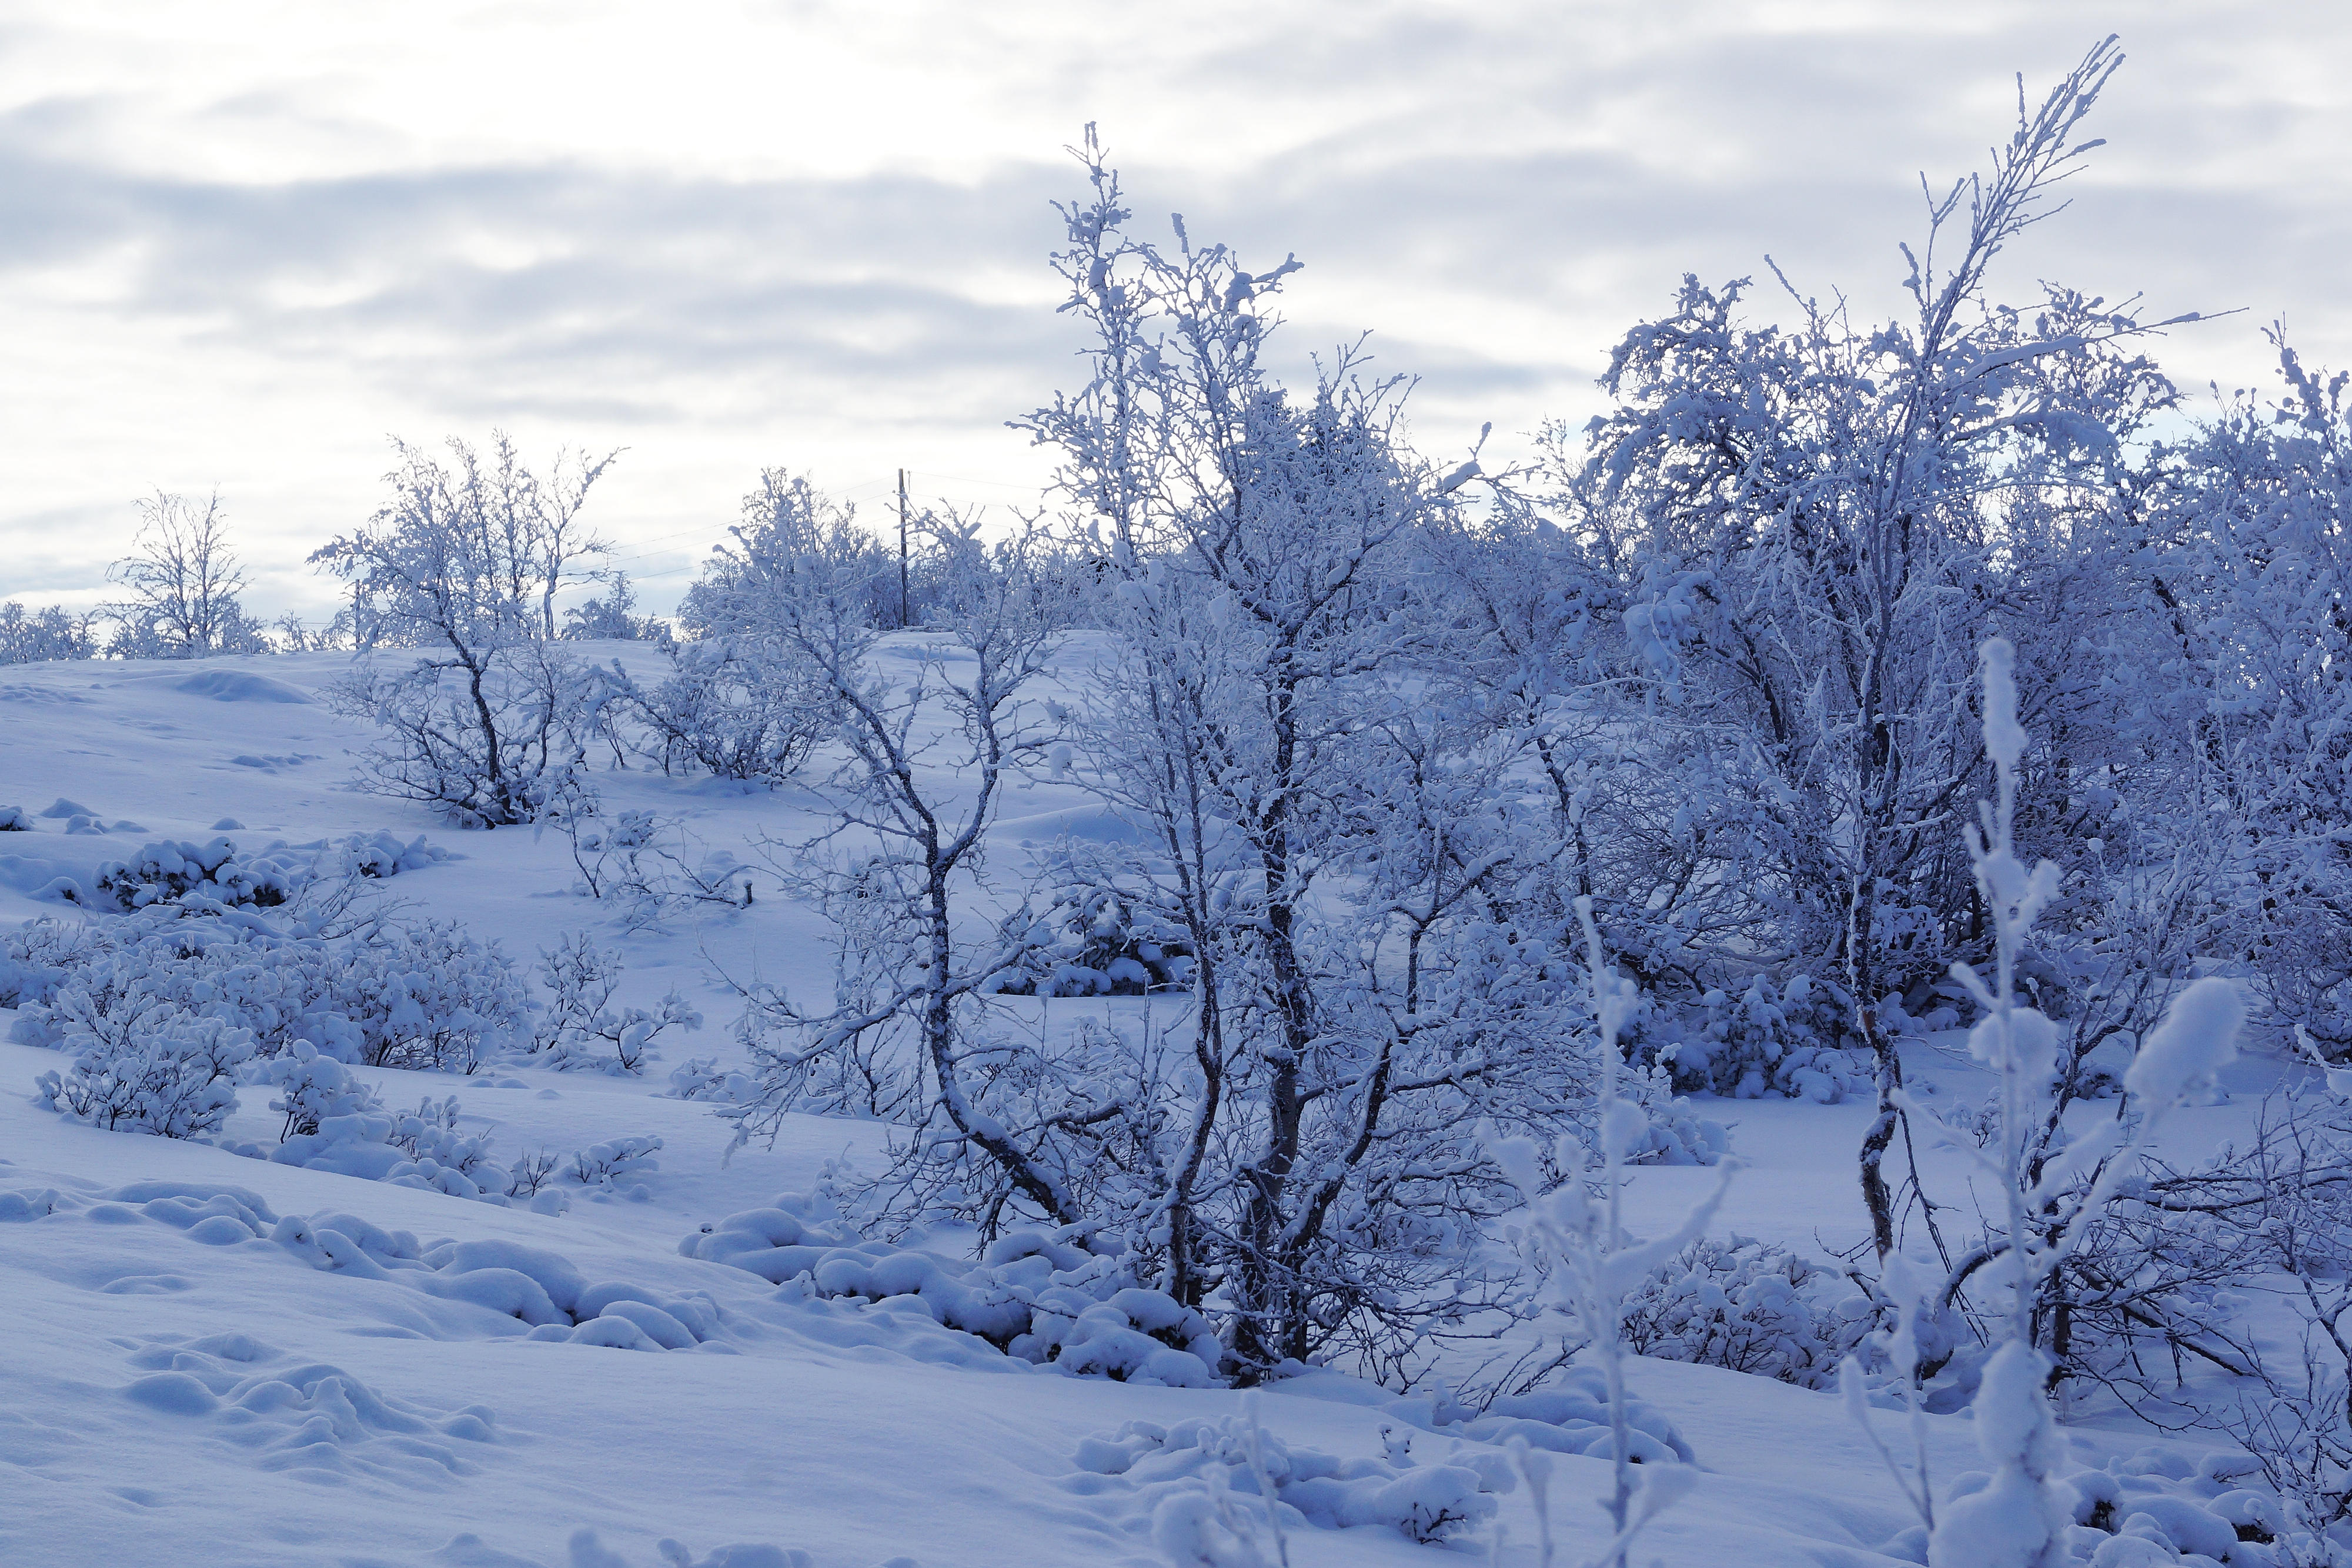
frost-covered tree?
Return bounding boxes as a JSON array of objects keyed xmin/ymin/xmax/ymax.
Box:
[
  {"xmin": 2137, "ymin": 334, "xmax": 2352, "ymax": 1050},
  {"xmin": 310, "ymin": 436, "xmax": 622, "ymax": 825},
  {"xmin": 106, "ymin": 490, "xmax": 270, "ymax": 658},
  {"xmin": 562, "ymin": 571, "xmax": 663, "ymax": 641},
  {"xmin": 716, "ymin": 496, "xmax": 1080, "ymax": 1223},
  {"xmin": 1562, "ymin": 37, "xmax": 2193, "ymax": 1256},
  {"xmin": 0, "ymin": 602, "xmax": 98, "ymax": 664},
  {"xmin": 1007, "ymin": 135, "xmax": 1611, "ymax": 1375}
]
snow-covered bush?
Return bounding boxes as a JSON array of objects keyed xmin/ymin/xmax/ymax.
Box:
[
  {"xmin": 571, "ymin": 1135, "xmax": 662, "ymax": 1188},
  {"xmin": 533, "ymin": 932, "xmax": 703, "ymax": 1073},
  {"xmin": 35, "ymin": 1014, "xmax": 253, "ymax": 1137},
  {"xmin": 260, "ymin": 1038, "xmax": 385, "ymax": 1138},
  {"xmin": 381, "ymin": 1094, "xmax": 507, "ymax": 1196},
  {"xmin": 555, "ymin": 814, "xmax": 753, "ymax": 930},
  {"xmin": 312, "ymin": 830, "xmax": 448, "ymax": 880},
  {"xmin": 1080, "ymin": 1413, "xmax": 1508, "ymax": 1547},
  {"xmin": 1619, "ymin": 1237, "xmax": 1875, "ymax": 1389},
  {"xmin": 1634, "ymin": 974, "xmax": 1872, "ymax": 1104},
  {"xmin": 664, "ymin": 1056, "xmax": 757, "ymax": 1105},
  {"xmin": 322, "ymin": 644, "xmax": 604, "ymax": 830},
  {"xmin": 34, "ymin": 830, "xmax": 443, "ymax": 917},
  {"xmin": 681, "ymin": 1192, "xmax": 1225, "ymax": 1385},
  {"xmin": 0, "ymin": 917, "xmax": 101, "ymax": 1009},
  {"xmin": 0, "ymin": 601, "xmax": 96, "ymax": 663},
  {"xmin": 1448, "ymin": 1366, "xmax": 1695, "ymax": 1465},
  {"xmin": 337, "ymin": 918, "xmax": 527, "ymax": 1071},
  {"xmin": 0, "ymin": 803, "xmax": 29, "ymax": 830},
  {"xmin": 8, "ymin": 907, "xmax": 524, "ymax": 1072},
  {"xmin": 86, "ymin": 836, "xmax": 297, "ymax": 912},
  {"xmin": 990, "ymin": 885, "xmax": 1192, "ymax": 998},
  {"xmin": 614, "ymin": 636, "xmax": 834, "ymax": 785}
]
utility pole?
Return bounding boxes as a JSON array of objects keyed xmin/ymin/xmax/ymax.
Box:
[{"xmin": 897, "ymin": 467, "xmax": 911, "ymax": 628}]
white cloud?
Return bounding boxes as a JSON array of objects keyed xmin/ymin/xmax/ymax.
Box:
[{"xmin": 0, "ymin": 1, "xmax": 2343, "ymax": 617}]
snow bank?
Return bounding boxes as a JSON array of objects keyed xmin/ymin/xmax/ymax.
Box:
[{"xmin": 681, "ymin": 1192, "xmax": 1223, "ymax": 1385}]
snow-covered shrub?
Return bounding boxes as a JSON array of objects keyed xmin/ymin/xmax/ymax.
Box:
[
  {"xmin": 86, "ymin": 836, "xmax": 298, "ymax": 912},
  {"xmin": 1634, "ymin": 974, "xmax": 1872, "ymax": 1104},
  {"xmin": 336, "ymin": 918, "xmax": 526, "ymax": 1071},
  {"xmin": 269, "ymin": 1094, "xmax": 509, "ymax": 1200},
  {"xmin": 32, "ymin": 831, "xmax": 444, "ymax": 917},
  {"xmin": 322, "ymin": 644, "xmax": 604, "ymax": 829},
  {"xmin": 310, "ymin": 432, "xmax": 620, "ymax": 827},
  {"xmin": 991, "ymin": 885, "xmax": 1192, "ymax": 998},
  {"xmin": 1447, "ymin": 1366, "xmax": 1695, "ymax": 1465},
  {"xmin": 8, "ymin": 907, "xmax": 524, "ymax": 1072},
  {"xmin": 1075, "ymin": 1413, "xmax": 1507, "ymax": 1546},
  {"xmin": 557, "ymin": 810, "xmax": 754, "ymax": 930},
  {"xmin": 259, "ymin": 1038, "xmax": 385, "ymax": 1138},
  {"xmin": 680, "ymin": 1192, "xmax": 1226, "ymax": 1385},
  {"xmin": 383, "ymin": 1094, "xmax": 508, "ymax": 1196},
  {"xmin": 0, "ymin": 917, "xmax": 103, "ymax": 1009},
  {"xmin": 570, "ymin": 1135, "xmax": 662, "ymax": 1187},
  {"xmin": 312, "ymin": 830, "xmax": 448, "ymax": 880},
  {"xmin": 664, "ymin": 1056, "xmax": 757, "ymax": 1104},
  {"xmin": 533, "ymin": 931, "xmax": 703, "ymax": 1073},
  {"xmin": 1619, "ymin": 1074, "xmax": 1732, "ymax": 1165},
  {"xmin": 505, "ymin": 1147, "xmax": 563, "ymax": 1198},
  {"xmin": 0, "ymin": 803, "xmax": 29, "ymax": 830},
  {"xmin": 1619, "ymin": 1237, "xmax": 1875, "ymax": 1389},
  {"xmin": 35, "ymin": 1014, "xmax": 253, "ymax": 1137},
  {"xmin": 0, "ymin": 601, "xmax": 96, "ymax": 663},
  {"xmin": 614, "ymin": 636, "xmax": 834, "ymax": 784}
]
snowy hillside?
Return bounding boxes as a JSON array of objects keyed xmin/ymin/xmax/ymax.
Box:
[{"xmin": 0, "ymin": 646, "xmax": 2313, "ymax": 1568}]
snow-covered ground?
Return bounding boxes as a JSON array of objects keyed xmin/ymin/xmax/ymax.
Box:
[{"xmin": 0, "ymin": 645, "xmax": 2303, "ymax": 1567}]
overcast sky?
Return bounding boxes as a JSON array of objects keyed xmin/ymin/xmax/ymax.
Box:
[{"xmin": 4, "ymin": 1, "xmax": 2347, "ymax": 621}]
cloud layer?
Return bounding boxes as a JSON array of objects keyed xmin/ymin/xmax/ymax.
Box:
[{"xmin": 1, "ymin": 1, "xmax": 2344, "ymax": 617}]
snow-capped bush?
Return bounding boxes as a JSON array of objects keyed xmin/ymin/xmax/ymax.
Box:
[
  {"xmin": 1075, "ymin": 1413, "xmax": 1506, "ymax": 1546},
  {"xmin": 1447, "ymin": 1366, "xmax": 1695, "ymax": 1465},
  {"xmin": 1619, "ymin": 1237, "xmax": 1876, "ymax": 1389},
  {"xmin": 87, "ymin": 836, "xmax": 298, "ymax": 912},
  {"xmin": 613, "ymin": 636, "xmax": 836, "ymax": 784},
  {"xmin": 0, "ymin": 917, "xmax": 102, "ymax": 1009},
  {"xmin": 382, "ymin": 1094, "xmax": 509, "ymax": 1198},
  {"xmin": 8, "ymin": 907, "xmax": 525, "ymax": 1074},
  {"xmin": 312, "ymin": 829, "xmax": 449, "ymax": 880},
  {"xmin": 533, "ymin": 931, "xmax": 703, "ymax": 1074},
  {"xmin": 664, "ymin": 1056, "xmax": 757, "ymax": 1104},
  {"xmin": 680, "ymin": 1192, "xmax": 1226, "ymax": 1385},
  {"xmin": 338, "ymin": 918, "xmax": 527, "ymax": 1071},
  {"xmin": 556, "ymin": 810, "xmax": 754, "ymax": 930},
  {"xmin": 35, "ymin": 1014, "xmax": 253, "ymax": 1137},
  {"xmin": 0, "ymin": 803, "xmax": 29, "ymax": 830},
  {"xmin": 259, "ymin": 1037, "xmax": 385, "ymax": 1138},
  {"xmin": 1628, "ymin": 973, "xmax": 1872, "ymax": 1104},
  {"xmin": 570, "ymin": 1135, "xmax": 663, "ymax": 1188},
  {"xmin": 991, "ymin": 885, "xmax": 1193, "ymax": 998}
]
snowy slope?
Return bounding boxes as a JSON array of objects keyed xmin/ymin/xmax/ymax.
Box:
[{"xmin": 0, "ymin": 647, "xmax": 2291, "ymax": 1568}]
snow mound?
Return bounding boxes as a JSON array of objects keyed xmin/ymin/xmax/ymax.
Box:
[
  {"xmin": 169, "ymin": 670, "xmax": 312, "ymax": 704},
  {"xmin": 1447, "ymin": 1366, "xmax": 1695, "ymax": 1464},
  {"xmin": 425, "ymin": 1528, "xmax": 810, "ymax": 1568},
  {"xmin": 118, "ymin": 1334, "xmax": 497, "ymax": 1480},
  {"xmin": 264, "ymin": 1213, "xmax": 724, "ymax": 1349},
  {"xmin": 1065, "ymin": 1413, "xmax": 1509, "ymax": 1549},
  {"xmin": 682, "ymin": 1194, "xmax": 1224, "ymax": 1384}
]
